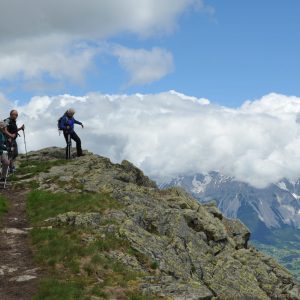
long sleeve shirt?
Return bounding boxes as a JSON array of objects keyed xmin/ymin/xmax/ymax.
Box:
[{"xmin": 59, "ymin": 115, "xmax": 82, "ymax": 133}]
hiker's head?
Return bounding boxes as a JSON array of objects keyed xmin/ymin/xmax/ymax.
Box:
[
  {"xmin": 0, "ymin": 121, "xmax": 6, "ymax": 132},
  {"xmin": 66, "ymin": 108, "xmax": 75, "ymax": 117},
  {"xmin": 10, "ymin": 110, "xmax": 19, "ymax": 120}
]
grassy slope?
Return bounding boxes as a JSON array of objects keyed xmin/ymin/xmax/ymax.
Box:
[
  {"xmin": 27, "ymin": 190, "xmax": 157, "ymax": 300},
  {"xmin": 9, "ymin": 159, "xmax": 157, "ymax": 299}
]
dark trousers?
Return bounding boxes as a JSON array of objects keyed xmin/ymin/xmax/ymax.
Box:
[
  {"xmin": 63, "ymin": 131, "xmax": 82, "ymax": 157},
  {"xmin": 7, "ymin": 139, "xmax": 18, "ymax": 167}
]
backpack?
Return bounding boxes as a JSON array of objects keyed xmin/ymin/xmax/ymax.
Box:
[
  {"xmin": 57, "ymin": 116, "xmax": 63, "ymax": 131},
  {"xmin": 57, "ymin": 113, "xmax": 68, "ymax": 132},
  {"xmin": 4, "ymin": 118, "xmax": 18, "ymax": 135}
]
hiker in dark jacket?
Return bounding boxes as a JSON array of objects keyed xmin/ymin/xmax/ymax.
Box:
[
  {"xmin": 3, "ymin": 110, "xmax": 24, "ymax": 172},
  {"xmin": 0, "ymin": 121, "xmax": 10, "ymax": 181},
  {"xmin": 59, "ymin": 108, "xmax": 84, "ymax": 158}
]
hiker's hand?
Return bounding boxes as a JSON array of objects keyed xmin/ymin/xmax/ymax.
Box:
[
  {"xmin": 81, "ymin": 124, "xmax": 84, "ymax": 128},
  {"xmin": 21, "ymin": 124, "xmax": 25, "ymax": 130}
]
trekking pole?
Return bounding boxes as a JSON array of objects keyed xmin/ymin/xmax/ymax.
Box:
[
  {"xmin": 67, "ymin": 133, "xmax": 71, "ymax": 159},
  {"xmin": 22, "ymin": 129, "xmax": 28, "ymax": 161}
]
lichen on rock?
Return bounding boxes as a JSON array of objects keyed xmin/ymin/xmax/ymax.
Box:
[{"xmin": 19, "ymin": 147, "xmax": 300, "ymax": 299}]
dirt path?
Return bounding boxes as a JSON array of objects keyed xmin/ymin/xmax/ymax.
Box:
[{"xmin": 0, "ymin": 189, "xmax": 41, "ymax": 300}]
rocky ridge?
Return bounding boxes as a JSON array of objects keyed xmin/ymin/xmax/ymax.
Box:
[
  {"xmin": 15, "ymin": 148, "xmax": 300, "ymax": 299},
  {"xmin": 160, "ymin": 173, "xmax": 300, "ymax": 240}
]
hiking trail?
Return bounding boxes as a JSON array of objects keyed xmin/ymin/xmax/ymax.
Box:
[{"xmin": 0, "ymin": 189, "xmax": 41, "ymax": 300}]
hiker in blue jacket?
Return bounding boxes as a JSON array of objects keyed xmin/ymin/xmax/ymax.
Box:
[{"xmin": 59, "ymin": 108, "xmax": 84, "ymax": 158}]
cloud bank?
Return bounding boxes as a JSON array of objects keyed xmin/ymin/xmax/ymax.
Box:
[
  {"xmin": 0, "ymin": 0, "xmax": 210, "ymax": 87},
  {"xmin": 4, "ymin": 91, "xmax": 300, "ymax": 188}
]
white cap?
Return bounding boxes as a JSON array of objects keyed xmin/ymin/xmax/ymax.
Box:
[{"xmin": 67, "ymin": 108, "xmax": 75, "ymax": 115}]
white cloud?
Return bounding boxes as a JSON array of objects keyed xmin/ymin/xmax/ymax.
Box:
[
  {"xmin": 10, "ymin": 91, "xmax": 300, "ymax": 188},
  {"xmin": 113, "ymin": 46, "xmax": 174, "ymax": 86},
  {"xmin": 0, "ymin": 0, "xmax": 211, "ymax": 40},
  {"xmin": 0, "ymin": 0, "xmax": 210, "ymax": 86},
  {"xmin": 0, "ymin": 93, "xmax": 13, "ymax": 115},
  {"xmin": 0, "ymin": 36, "xmax": 97, "ymax": 83}
]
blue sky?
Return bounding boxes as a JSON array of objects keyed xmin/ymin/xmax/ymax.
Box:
[
  {"xmin": 3, "ymin": 1, "xmax": 300, "ymax": 186},
  {"xmin": 1, "ymin": 0, "xmax": 300, "ymax": 107}
]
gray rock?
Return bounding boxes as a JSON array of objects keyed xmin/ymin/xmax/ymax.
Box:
[
  {"xmin": 10, "ymin": 275, "xmax": 37, "ymax": 282},
  {"xmin": 17, "ymin": 147, "xmax": 300, "ymax": 299},
  {"xmin": 47, "ymin": 212, "xmax": 101, "ymax": 228}
]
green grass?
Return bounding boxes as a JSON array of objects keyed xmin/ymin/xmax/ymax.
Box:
[
  {"xmin": 126, "ymin": 292, "xmax": 157, "ymax": 300},
  {"xmin": 33, "ymin": 279, "xmax": 87, "ymax": 300},
  {"xmin": 0, "ymin": 195, "xmax": 8, "ymax": 218},
  {"xmin": 27, "ymin": 190, "xmax": 123, "ymax": 225},
  {"xmin": 31, "ymin": 228, "xmax": 86, "ymax": 270},
  {"xmin": 27, "ymin": 190, "xmax": 156, "ymax": 299},
  {"xmin": 17, "ymin": 159, "xmax": 70, "ymax": 177},
  {"xmin": 31, "ymin": 226, "xmax": 144, "ymax": 299},
  {"xmin": 11, "ymin": 159, "xmax": 72, "ymax": 189}
]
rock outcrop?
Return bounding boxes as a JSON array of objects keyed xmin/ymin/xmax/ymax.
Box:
[{"xmin": 17, "ymin": 148, "xmax": 300, "ymax": 299}]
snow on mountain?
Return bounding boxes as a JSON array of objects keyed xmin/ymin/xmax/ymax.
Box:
[{"xmin": 160, "ymin": 173, "xmax": 300, "ymax": 240}]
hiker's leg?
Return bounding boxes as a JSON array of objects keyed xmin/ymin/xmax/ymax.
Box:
[
  {"xmin": 6, "ymin": 141, "xmax": 13, "ymax": 169},
  {"xmin": 70, "ymin": 131, "xmax": 82, "ymax": 156},
  {"xmin": 8, "ymin": 140, "xmax": 18, "ymax": 170},
  {"xmin": 1, "ymin": 154, "xmax": 9, "ymax": 178},
  {"xmin": 63, "ymin": 132, "xmax": 69, "ymax": 159},
  {"xmin": 12, "ymin": 140, "xmax": 18, "ymax": 160}
]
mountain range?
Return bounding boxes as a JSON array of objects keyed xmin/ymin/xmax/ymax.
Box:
[{"xmin": 160, "ymin": 172, "xmax": 300, "ymax": 241}]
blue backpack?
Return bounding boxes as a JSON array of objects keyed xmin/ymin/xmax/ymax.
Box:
[{"xmin": 57, "ymin": 113, "xmax": 68, "ymax": 131}]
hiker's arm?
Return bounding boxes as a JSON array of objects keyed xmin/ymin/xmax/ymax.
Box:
[
  {"xmin": 18, "ymin": 124, "xmax": 25, "ymax": 131},
  {"xmin": 74, "ymin": 119, "xmax": 84, "ymax": 128},
  {"xmin": 3, "ymin": 127, "xmax": 15, "ymax": 139}
]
